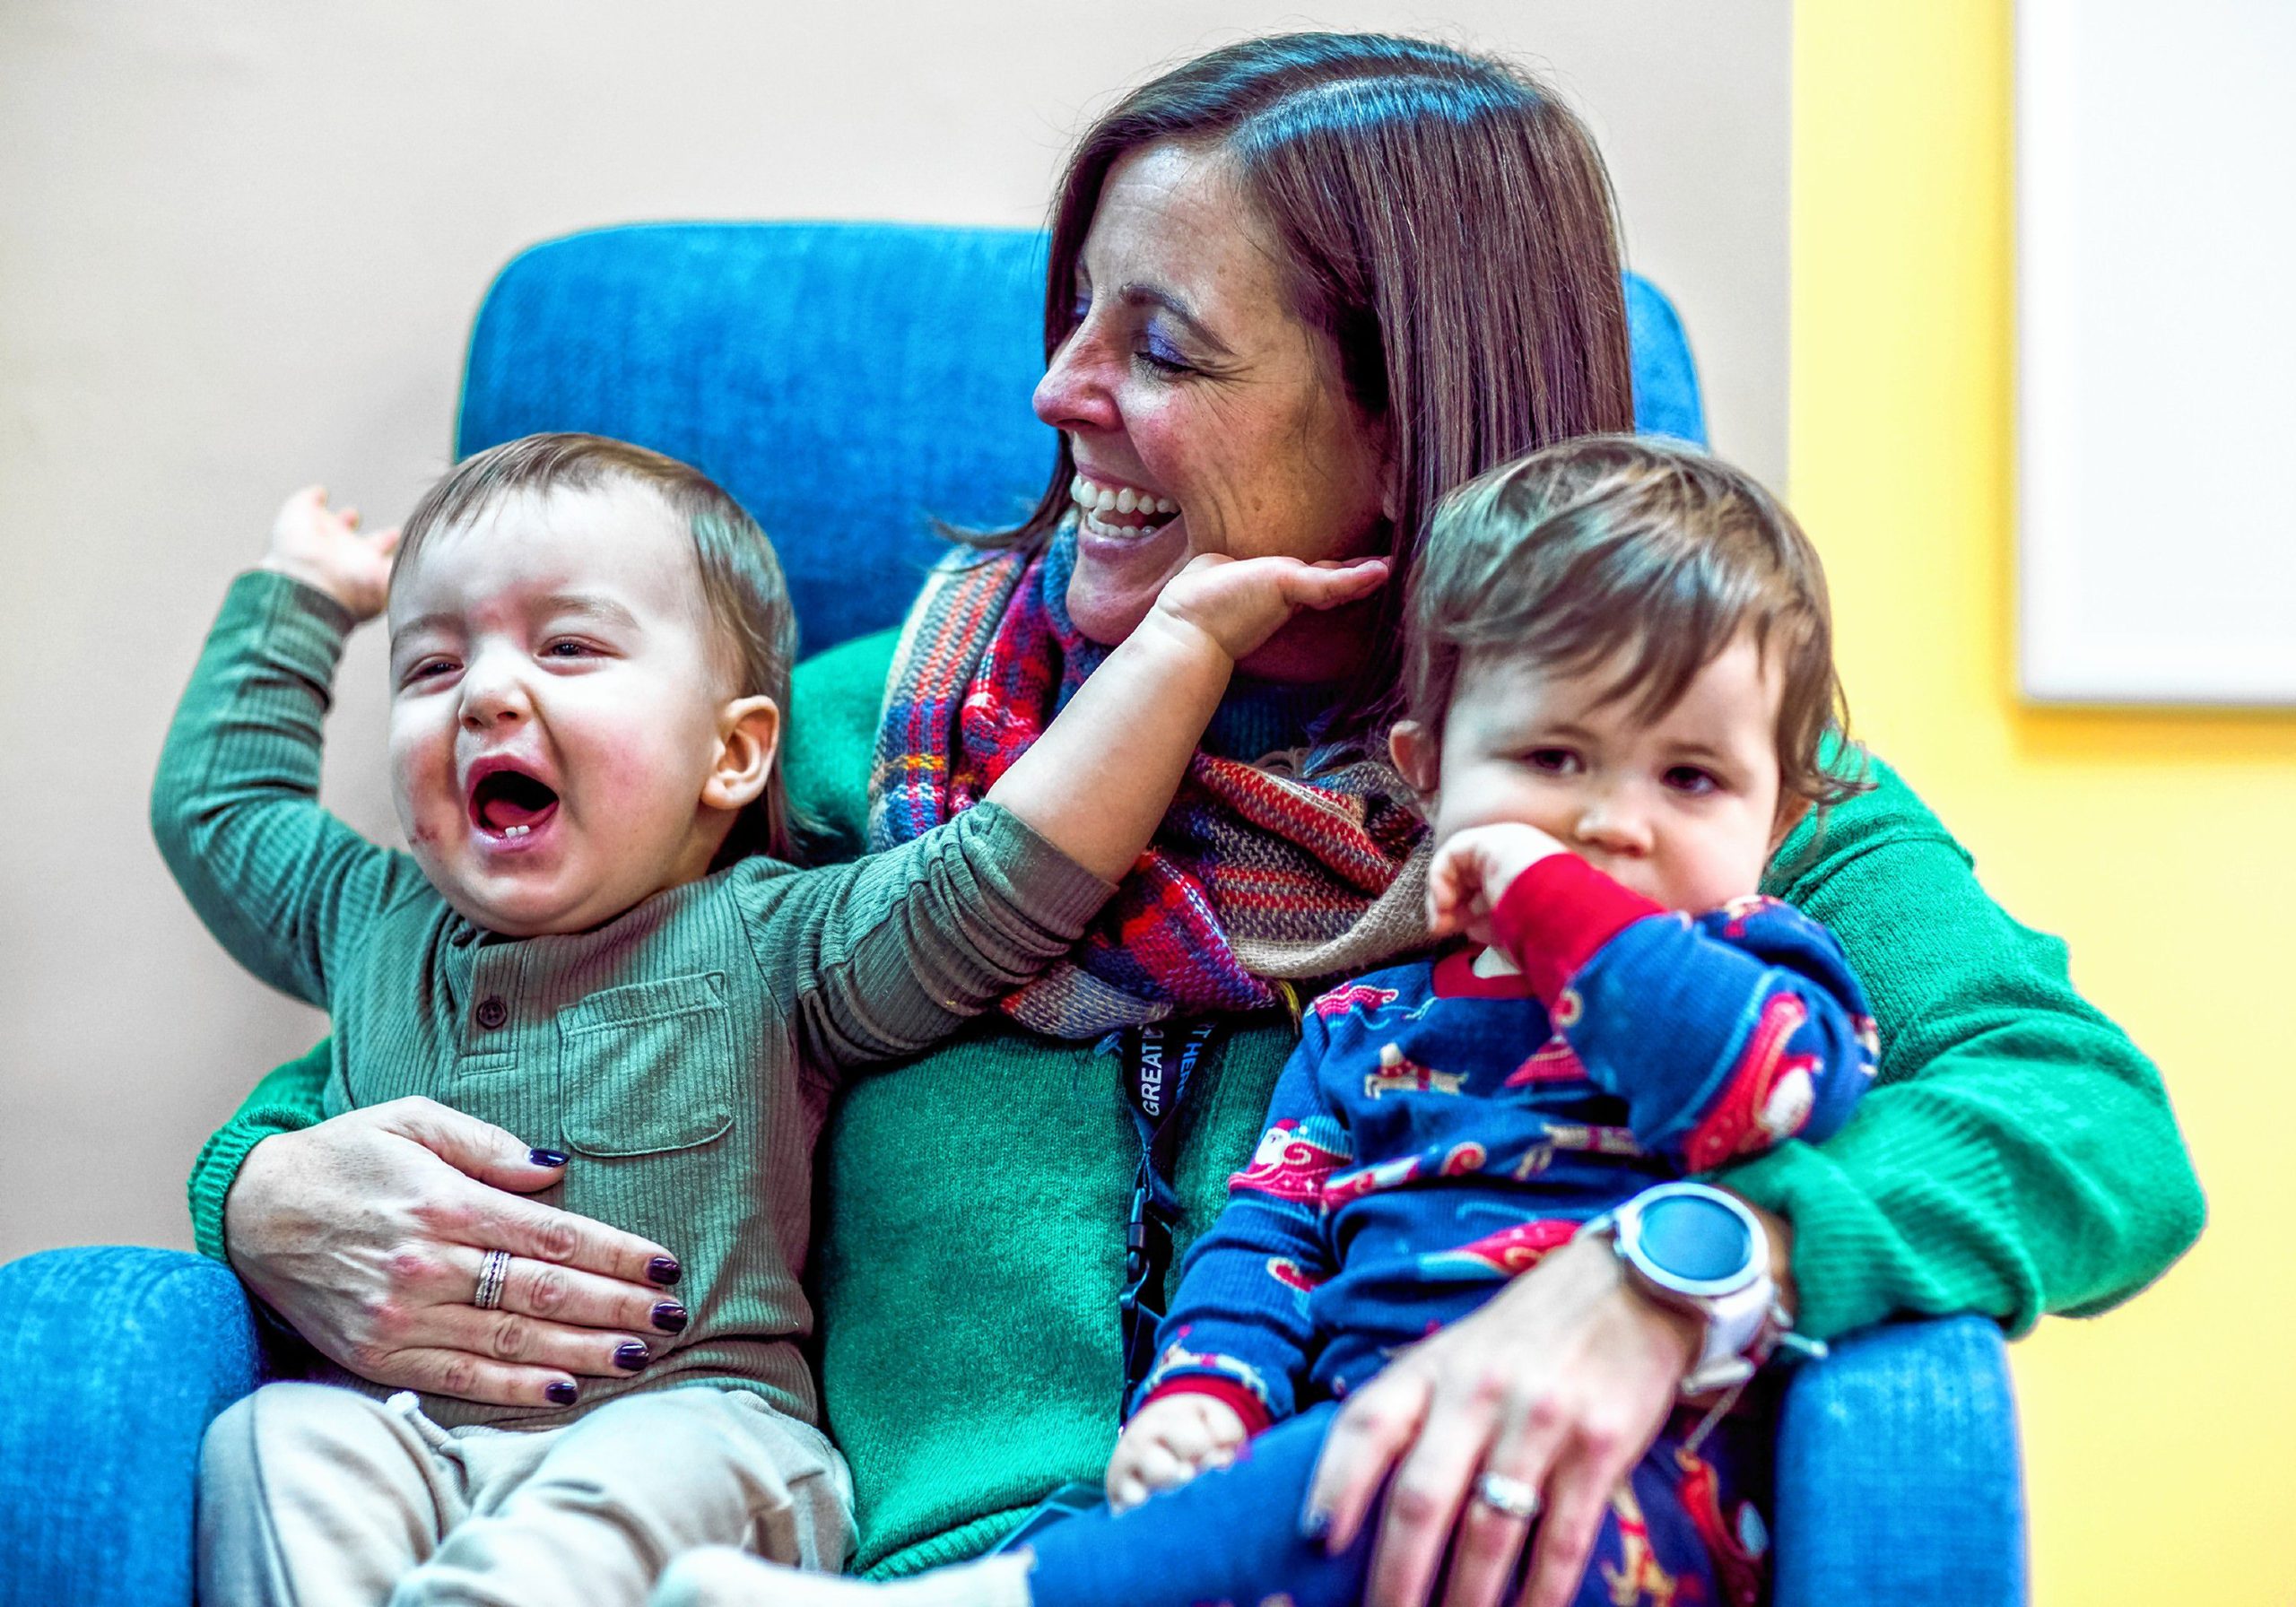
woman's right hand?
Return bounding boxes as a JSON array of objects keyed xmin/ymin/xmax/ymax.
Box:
[{"xmin": 223, "ymin": 1097, "xmax": 686, "ymax": 1407}]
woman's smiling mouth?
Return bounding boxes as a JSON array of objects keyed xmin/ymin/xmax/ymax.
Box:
[{"xmin": 1071, "ymin": 472, "xmax": 1179, "ymax": 542}]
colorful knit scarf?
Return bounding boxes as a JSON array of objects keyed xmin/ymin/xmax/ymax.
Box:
[{"xmin": 870, "ymin": 531, "xmax": 1430, "ymax": 1040}]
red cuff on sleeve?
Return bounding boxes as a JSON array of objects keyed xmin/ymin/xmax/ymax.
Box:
[
  {"xmin": 1491, "ymin": 854, "xmax": 1665, "ymax": 1005},
  {"xmin": 1139, "ymin": 1377, "xmax": 1274, "ymax": 1438}
]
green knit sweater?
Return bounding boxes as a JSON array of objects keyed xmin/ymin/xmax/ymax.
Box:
[{"xmin": 188, "ymin": 625, "xmax": 2205, "ymax": 1577}]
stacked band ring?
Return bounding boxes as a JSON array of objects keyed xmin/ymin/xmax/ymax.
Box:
[{"xmin": 473, "ymin": 1248, "xmax": 512, "ymax": 1311}]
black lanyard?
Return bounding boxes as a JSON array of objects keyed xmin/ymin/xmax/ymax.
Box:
[{"xmin": 1115, "ymin": 1017, "xmax": 1224, "ymax": 1405}]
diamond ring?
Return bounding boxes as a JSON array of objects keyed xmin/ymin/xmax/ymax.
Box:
[{"xmin": 1474, "ymin": 1471, "xmax": 1542, "ymax": 1522}]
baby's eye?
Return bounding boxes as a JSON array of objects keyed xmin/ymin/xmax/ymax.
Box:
[
  {"xmin": 1523, "ymin": 748, "xmax": 1581, "ymax": 775},
  {"xmin": 399, "ymin": 656, "xmax": 457, "ymax": 687},
  {"xmin": 1663, "ymin": 765, "xmax": 1722, "ymax": 796},
  {"xmin": 541, "ymin": 638, "xmax": 600, "ymax": 660}
]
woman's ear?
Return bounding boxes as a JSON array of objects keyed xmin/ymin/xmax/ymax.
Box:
[
  {"xmin": 1388, "ymin": 719, "xmax": 1440, "ymax": 796},
  {"xmin": 701, "ymin": 696, "xmax": 782, "ymax": 813}
]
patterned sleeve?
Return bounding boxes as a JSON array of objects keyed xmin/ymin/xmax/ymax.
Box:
[
  {"xmin": 1492, "ymin": 854, "xmax": 1877, "ymax": 1171},
  {"xmin": 1133, "ymin": 1012, "xmax": 1348, "ymax": 1435}
]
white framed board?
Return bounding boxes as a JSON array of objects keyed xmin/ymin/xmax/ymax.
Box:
[{"xmin": 2017, "ymin": 0, "xmax": 2296, "ymax": 705}]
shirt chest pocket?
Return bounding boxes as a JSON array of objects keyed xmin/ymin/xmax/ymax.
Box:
[{"xmin": 558, "ymin": 972, "xmax": 737, "ymax": 1156}]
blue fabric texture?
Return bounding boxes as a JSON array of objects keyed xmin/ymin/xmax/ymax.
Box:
[
  {"xmin": 455, "ymin": 223, "xmax": 1706, "ymax": 658},
  {"xmin": 0, "ymin": 223, "xmax": 2013, "ymax": 1607},
  {"xmin": 0, "ymin": 1247, "xmax": 265, "ymax": 1607}
]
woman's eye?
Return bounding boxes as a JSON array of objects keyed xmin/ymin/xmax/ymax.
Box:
[
  {"xmin": 1664, "ymin": 765, "xmax": 1722, "ymax": 795},
  {"xmin": 1134, "ymin": 325, "xmax": 1196, "ymax": 377}
]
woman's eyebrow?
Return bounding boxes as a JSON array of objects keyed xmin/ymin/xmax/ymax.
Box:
[{"xmin": 1117, "ymin": 282, "xmax": 1234, "ymax": 356}]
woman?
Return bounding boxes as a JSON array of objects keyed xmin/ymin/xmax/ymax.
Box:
[{"xmin": 196, "ymin": 34, "xmax": 2202, "ymax": 1607}]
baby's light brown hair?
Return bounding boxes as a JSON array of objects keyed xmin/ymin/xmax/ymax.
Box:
[
  {"xmin": 1400, "ymin": 435, "xmax": 1869, "ymax": 819},
  {"xmin": 393, "ymin": 432, "xmax": 801, "ymax": 863}
]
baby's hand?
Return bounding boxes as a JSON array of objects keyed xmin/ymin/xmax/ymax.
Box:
[
  {"xmin": 261, "ymin": 486, "xmax": 401, "ymax": 623},
  {"xmin": 1426, "ymin": 821, "xmax": 1572, "ymax": 947},
  {"xmin": 1105, "ymin": 1392, "xmax": 1249, "ymax": 1513},
  {"xmin": 1149, "ymin": 552, "xmax": 1388, "ymax": 664}
]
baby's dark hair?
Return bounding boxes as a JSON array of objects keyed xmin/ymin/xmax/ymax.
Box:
[
  {"xmin": 394, "ymin": 432, "xmax": 800, "ymax": 864},
  {"xmin": 1400, "ymin": 435, "xmax": 1869, "ymax": 816}
]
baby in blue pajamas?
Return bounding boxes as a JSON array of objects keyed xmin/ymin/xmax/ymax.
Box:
[{"xmin": 664, "ymin": 437, "xmax": 1880, "ymax": 1607}]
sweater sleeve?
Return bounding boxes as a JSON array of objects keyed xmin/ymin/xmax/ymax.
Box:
[
  {"xmin": 740, "ymin": 802, "xmax": 1115, "ymax": 1075},
  {"xmin": 151, "ymin": 569, "xmax": 429, "ymax": 1007},
  {"xmin": 1134, "ymin": 1015, "xmax": 1343, "ymax": 1435},
  {"xmin": 1490, "ymin": 856, "xmax": 1876, "ymax": 1171},
  {"xmin": 1726, "ymin": 752, "xmax": 2205, "ymax": 1340},
  {"xmin": 181, "ymin": 623, "xmax": 908, "ymax": 1262},
  {"xmin": 186, "ymin": 1039, "xmax": 332, "ymax": 1261}
]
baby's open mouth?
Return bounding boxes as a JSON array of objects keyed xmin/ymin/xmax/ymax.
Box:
[
  {"xmin": 1072, "ymin": 473, "xmax": 1179, "ymax": 541},
  {"xmin": 469, "ymin": 768, "xmax": 560, "ymax": 839}
]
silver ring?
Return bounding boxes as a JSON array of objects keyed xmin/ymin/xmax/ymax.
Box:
[
  {"xmin": 1474, "ymin": 1471, "xmax": 1542, "ymax": 1522},
  {"xmin": 473, "ymin": 1249, "xmax": 512, "ymax": 1311}
]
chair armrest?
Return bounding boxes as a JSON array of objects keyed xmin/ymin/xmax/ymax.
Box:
[
  {"xmin": 1772, "ymin": 1314, "xmax": 2026, "ymax": 1607},
  {"xmin": 0, "ymin": 1247, "xmax": 264, "ymax": 1607}
]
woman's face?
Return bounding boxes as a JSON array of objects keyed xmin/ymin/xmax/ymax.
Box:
[{"xmin": 1035, "ymin": 142, "xmax": 1392, "ymax": 677}]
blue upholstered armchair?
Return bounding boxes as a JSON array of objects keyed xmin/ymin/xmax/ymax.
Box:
[{"xmin": 0, "ymin": 224, "xmax": 2024, "ymax": 1607}]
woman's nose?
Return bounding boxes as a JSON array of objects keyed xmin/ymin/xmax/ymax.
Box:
[{"xmin": 1031, "ymin": 324, "xmax": 1120, "ymax": 435}]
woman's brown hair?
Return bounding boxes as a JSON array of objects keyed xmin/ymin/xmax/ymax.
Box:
[{"xmin": 998, "ymin": 32, "xmax": 1636, "ymax": 736}]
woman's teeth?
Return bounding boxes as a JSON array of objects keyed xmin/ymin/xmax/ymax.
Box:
[{"xmin": 1071, "ymin": 474, "xmax": 1179, "ymax": 538}]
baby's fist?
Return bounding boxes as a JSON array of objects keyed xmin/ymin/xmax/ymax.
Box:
[
  {"xmin": 1105, "ymin": 1392, "xmax": 1249, "ymax": 1513},
  {"xmin": 261, "ymin": 486, "xmax": 400, "ymax": 623},
  {"xmin": 1425, "ymin": 821, "xmax": 1570, "ymax": 946}
]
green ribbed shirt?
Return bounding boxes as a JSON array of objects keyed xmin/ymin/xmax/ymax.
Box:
[
  {"xmin": 158, "ymin": 572, "xmax": 1112, "ymax": 1433},
  {"xmin": 187, "ymin": 620, "xmax": 2205, "ymax": 1575}
]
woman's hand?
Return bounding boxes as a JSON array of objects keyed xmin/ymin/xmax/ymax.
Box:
[
  {"xmin": 223, "ymin": 1097, "xmax": 686, "ymax": 1407},
  {"xmin": 1105, "ymin": 1392, "xmax": 1249, "ymax": 1512},
  {"xmin": 1303, "ymin": 1232, "xmax": 1700, "ymax": 1607},
  {"xmin": 259, "ymin": 484, "xmax": 401, "ymax": 622}
]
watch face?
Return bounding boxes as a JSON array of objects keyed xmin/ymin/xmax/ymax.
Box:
[{"xmin": 1639, "ymin": 1192, "xmax": 1754, "ymax": 1284}]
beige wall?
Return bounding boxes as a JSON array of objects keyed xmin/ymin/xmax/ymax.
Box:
[{"xmin": 0, "ymin": 1, "xmax": 1788, "ymax": 1259}]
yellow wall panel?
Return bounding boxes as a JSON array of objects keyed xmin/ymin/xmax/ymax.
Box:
[{"xmin": 1790, "ymin": 2, "xmax": 2294, "ymax": 1600}]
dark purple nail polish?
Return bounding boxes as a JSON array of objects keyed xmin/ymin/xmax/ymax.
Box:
[
  {"xmin": 646, "ymin": 1256, "xmax": 682, "ymax": 1287},
  {"xmin": 613, "ymin": 1341, "xmax": 651, "ymax": 1372},
  {"xmin": 528, "ymin": 1148, "xmax": 568, "ymax": 1168},
  {"xmin": 650, "ymin": 1302, "xmax": 688, "ymax": 1334},
  {"xmin": 544, "ymin": 1380, "xmax": 578, "ymax": 1406}
]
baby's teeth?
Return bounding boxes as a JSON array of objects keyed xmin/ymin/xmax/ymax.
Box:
[{"xmin": 503, "ymin": 824, "xmax": 529, "ymax": 838}]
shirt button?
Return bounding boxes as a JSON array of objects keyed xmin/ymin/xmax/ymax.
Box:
[{"xmin": 474, "ymin": 996, "xmax": 509, "ymax": 1030}]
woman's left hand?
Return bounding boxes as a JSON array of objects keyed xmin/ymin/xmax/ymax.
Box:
[{"xmin": 1302, "ymin": 1231, "xmax": 1700, "ymax": 1607}]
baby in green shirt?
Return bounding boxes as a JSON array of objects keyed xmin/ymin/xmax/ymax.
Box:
[{"xmin": 157, "ymin": 432, "xmax": 1385, "ymax": 1607}]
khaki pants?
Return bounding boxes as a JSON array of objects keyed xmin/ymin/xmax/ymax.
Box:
[{"xmin": 198, "ymin": 1381, "xmax": 854, "ymax": 1607}]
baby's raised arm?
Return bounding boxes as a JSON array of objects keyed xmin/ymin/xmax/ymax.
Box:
[
  {"xmin": 152, "ymin": 490, "xmax": 423, "ymax": 1006},
  {"xmin": 982, "ymin": 553, "xmax": 1387, "ymax": 882}
]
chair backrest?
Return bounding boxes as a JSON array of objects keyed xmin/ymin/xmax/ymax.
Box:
[{"xmin": 456, "ymin": 222, "xmax": 1705, "ymax": 658}]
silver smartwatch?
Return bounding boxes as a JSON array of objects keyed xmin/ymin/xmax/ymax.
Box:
[{"xmin": 1581, "ymin": 1181, "xmax": 1794, "ymax": 1395}]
